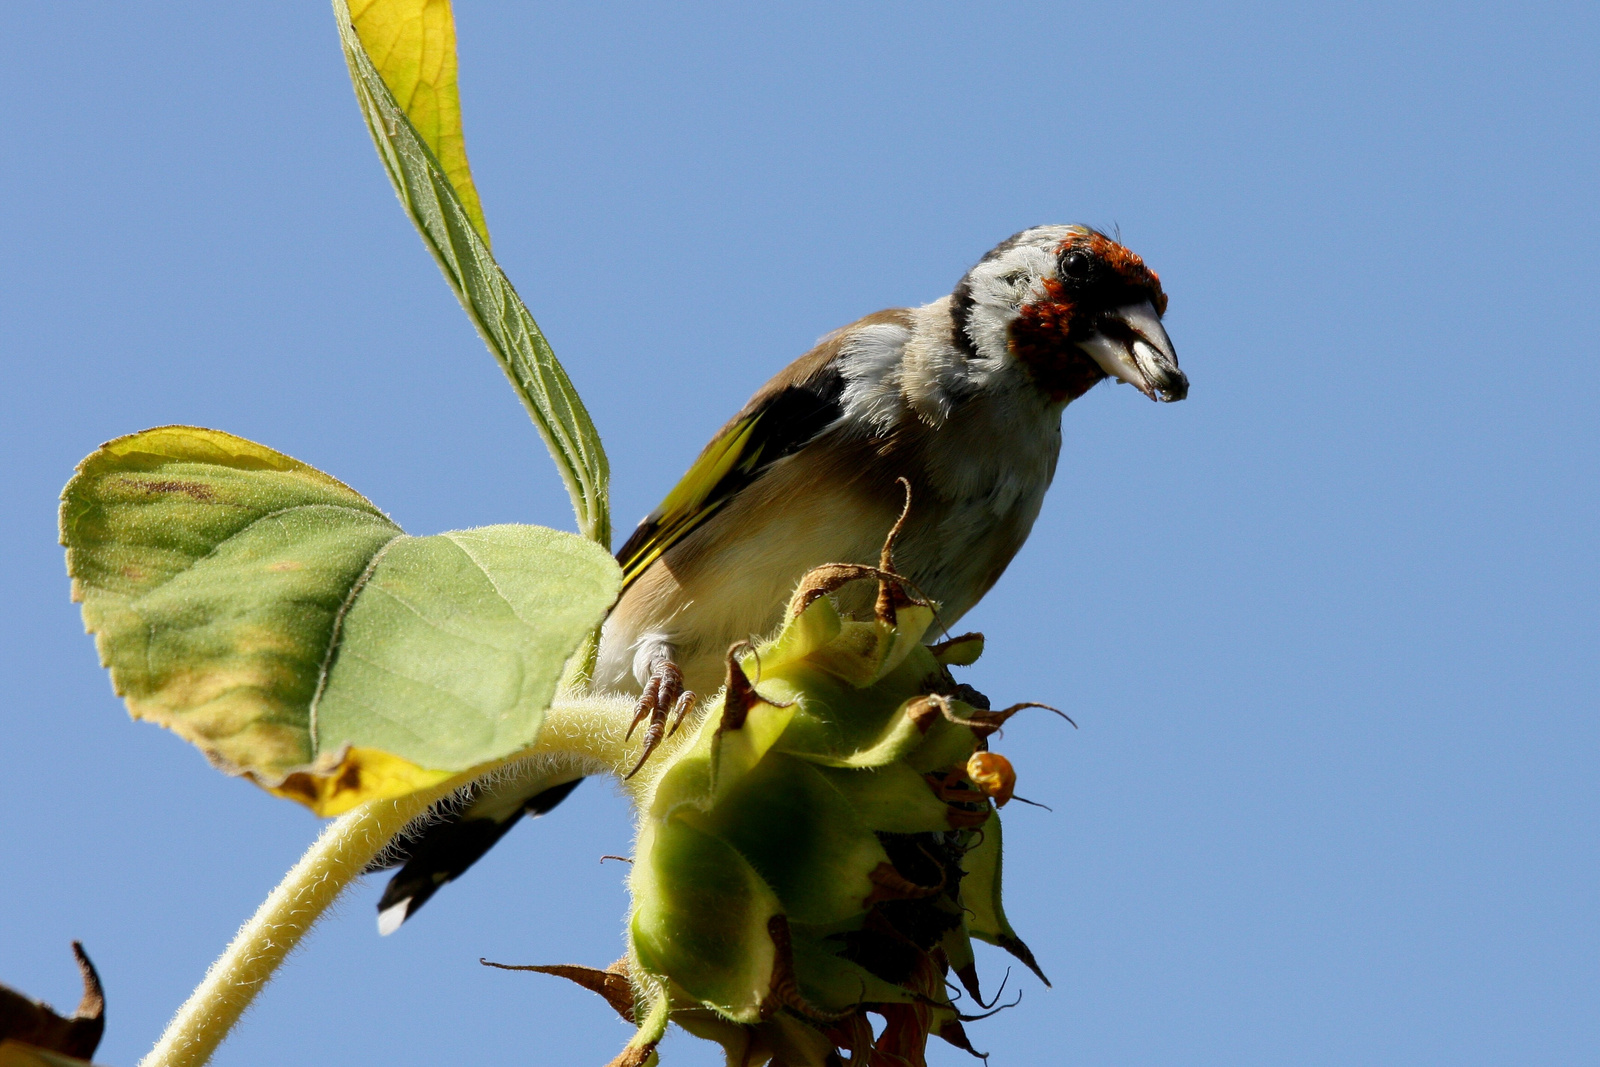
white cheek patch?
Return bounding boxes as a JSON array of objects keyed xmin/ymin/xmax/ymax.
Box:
[{"xmin": 961, "ymin": 241, "xmax": 1065, "ymax": 384}]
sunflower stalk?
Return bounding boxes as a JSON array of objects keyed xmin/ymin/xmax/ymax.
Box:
[
  {"xmin": 134, "ymin": 695, "xmax": 648, "ymax": 1067},
  {"xmin": 136, "ymin": 785, "xmax": 461, "ymax": 1067}
]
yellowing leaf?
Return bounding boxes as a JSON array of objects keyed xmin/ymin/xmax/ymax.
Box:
[
  {"xmin": 333, "ymin": 0, "xmax": 611, "ymax": 548},
  {"xmin": 267, "ymin": 746, "xmax": 452, "ymax": 817},
  {"xmin": 62, "ymin": 427, "xmax": 622, "ymax": 815},
  {"xmin": 347, "ymin": 0, "xmax": 488, "ymax": 244}
]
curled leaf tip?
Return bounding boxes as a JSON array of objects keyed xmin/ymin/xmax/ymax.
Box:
[
  {"xmin": 482, "ymin": 959, "xmax": 636, "ymax": 1022},
  {"xmin": 0, "ymin": 943, "xmax": 106, "ymax": 1061}
]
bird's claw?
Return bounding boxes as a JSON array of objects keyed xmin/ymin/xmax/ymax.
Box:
[{"xmin": 625, "ymin": 661, "xmax": 696, "ymax": 779}]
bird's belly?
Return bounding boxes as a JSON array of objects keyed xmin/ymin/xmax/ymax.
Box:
[
  {"xmin": 597, "ymin": 400, "xmax": 1059, "ymax": 697},
  {"xmin": 597, "ymin": 477, "xmax": 898, "ymax": 695},
  {"xmin": 899, "ymin": 401, "xmax": 1059, "ymax": 623},
  {"xmin": 896, "ymin": 486, "xmax": 1048, "ymax": 627}
]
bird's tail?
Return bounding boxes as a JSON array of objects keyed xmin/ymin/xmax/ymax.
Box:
[{"xmin": 368, "ymin": 775, "xmax": 583, "ymax": 934}]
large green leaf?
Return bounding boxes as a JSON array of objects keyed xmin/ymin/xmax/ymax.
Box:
[
  {"xmin": 333, "ymin": 0, "xmax": 611, "ymax": 549},
  {"xmin": 61, "ymin": 426, "xmax": 622, "ymax": 815}
]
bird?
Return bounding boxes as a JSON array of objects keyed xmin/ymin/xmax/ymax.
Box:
[{"xmin": 369, "ymin": 224, "xmax": 1188, "ymax": 933}]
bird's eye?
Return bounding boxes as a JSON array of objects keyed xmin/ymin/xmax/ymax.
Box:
[{"xmin": 1059, "ymin": 249, "xmax": 1093, "ymax": 281}]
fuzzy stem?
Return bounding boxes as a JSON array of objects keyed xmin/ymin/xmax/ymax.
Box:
[
  {"xmin": 136, "ymin": 780, "xmax": 462, "ymax": 1067},
  {"xmin": 137, "ymin": 695, "xmax": 647, "ymax": 1067}
]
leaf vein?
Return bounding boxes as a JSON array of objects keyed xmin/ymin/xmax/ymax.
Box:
[{"xmin": 307, "ymin": 532, "xmax": 408, "ymax": 753}]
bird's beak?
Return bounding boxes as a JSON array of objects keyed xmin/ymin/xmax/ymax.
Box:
[{"xmin": 1076, "ymin": 300, "xmax": 1188, "ymax": 402}]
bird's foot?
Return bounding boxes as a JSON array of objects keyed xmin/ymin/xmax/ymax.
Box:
[{"xmin": 625, "ymin": 659, "xmax": 696, "ymax": 779}]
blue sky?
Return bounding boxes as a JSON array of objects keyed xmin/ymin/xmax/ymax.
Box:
[{"xmin": 2, "ymin": 2, "xmax": 1595, "ymax": 1064}]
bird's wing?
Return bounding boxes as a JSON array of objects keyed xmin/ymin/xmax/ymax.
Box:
[
  {"xmin": 371, "ymin": 776, "xmax": 581, "ymax": 934},
  {"xmin": 616, "ymin": 355, "xmax": 848, "ymax": 590}
]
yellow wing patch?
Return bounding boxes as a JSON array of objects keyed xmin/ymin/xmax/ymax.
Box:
[
  {"xmin": 618, "ymin": 416, "xmax": 760, "ymax": 588},
  {"xmin": 614, "ymin": 353, "xmax": 850, "ymax": 591}
]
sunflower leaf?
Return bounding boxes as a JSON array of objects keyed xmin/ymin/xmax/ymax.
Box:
[
  {"xmin": 62, "ymin": 427, "xmax": 621, "ymax": 815},
  {"xmin": 334, "ymin": 0, "xmax": 610, "ymax": 547}
]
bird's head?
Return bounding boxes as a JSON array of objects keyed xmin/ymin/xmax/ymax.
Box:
[{"xmin": 952, "ymin": 225, "xmax": 1188, "ymax": 405}]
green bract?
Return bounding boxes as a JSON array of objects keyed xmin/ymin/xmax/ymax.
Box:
[
  {"xmin": 558, "ymin": 568, "xmax": 1048, "ymax": 1067},
  {"xmin": 61, "ymin": 426, "xmax": 621, "ymax": 815}
]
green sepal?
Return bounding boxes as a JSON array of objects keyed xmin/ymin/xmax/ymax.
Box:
[
  {"xmin": 903, "ymin": 706, "xmax": 985, "ymax": 774},
  {"xmin": 812, "ymin": 762, "xmax": 954, "ymax": 834},
  {"xmin": 759, "ymin": 600, "xmax": 936, "ymax": 692},
  {"xmin": 629, "ymin": 818, "xmax": 781, "ymax": 1023},
  {"xmin": 960, "ymin": 810, "xmax": 1049, "ymax": 985},
  {"xmin": 787, "ymin": 936, "xmax": 920, "ymax": 1014},
  {"xmin": 931, "ymin": 632, "xmax": 985, "ymax": 667},
  {"xmin": 641, "ymin": 681, "xmax": 797, "ymax": 820},
  {"xmin": 709, "ymin": 696, "xmax": 798, "ymax": 807},
  {"xmin": 941, "ymin": 923, "xmax": 977, "ymax": 985},
  {"xmin": 804, "ymin": 700, "xmax": 931, "ymax": 770},
  {"xmin": 700, "ymin": 754, "xmax": 889, "ymax": 926},
  {"xmin": 745, "ymin": 600, "xmax": 952, "ymax": 768},
  {"xmin": 618, "ymin": 972, "xmax": 669, "ymax": 1067}
]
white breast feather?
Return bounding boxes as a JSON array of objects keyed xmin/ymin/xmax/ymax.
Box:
[{"xmin": 837, "ymin": 321, "xmax": 913, "ymax": 431}]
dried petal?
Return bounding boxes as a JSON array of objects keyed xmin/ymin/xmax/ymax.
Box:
[{"xmin": 966, "ymin": 752, "xmax": 1016, "ymax": 807}]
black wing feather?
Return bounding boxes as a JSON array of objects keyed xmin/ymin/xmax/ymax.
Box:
[{"xmin": 615, "ymin": 368, "xmax": 846, "ymax": 585}]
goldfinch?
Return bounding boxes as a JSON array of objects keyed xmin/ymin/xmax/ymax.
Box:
[{"xmin": 372, "ymin": 224, "xmax": 1186, "ymax": 932}]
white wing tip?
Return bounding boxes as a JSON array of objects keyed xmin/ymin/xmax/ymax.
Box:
[{"xmin": 377, "ymin": 898, "xmax": 412, "ymax": 937}]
